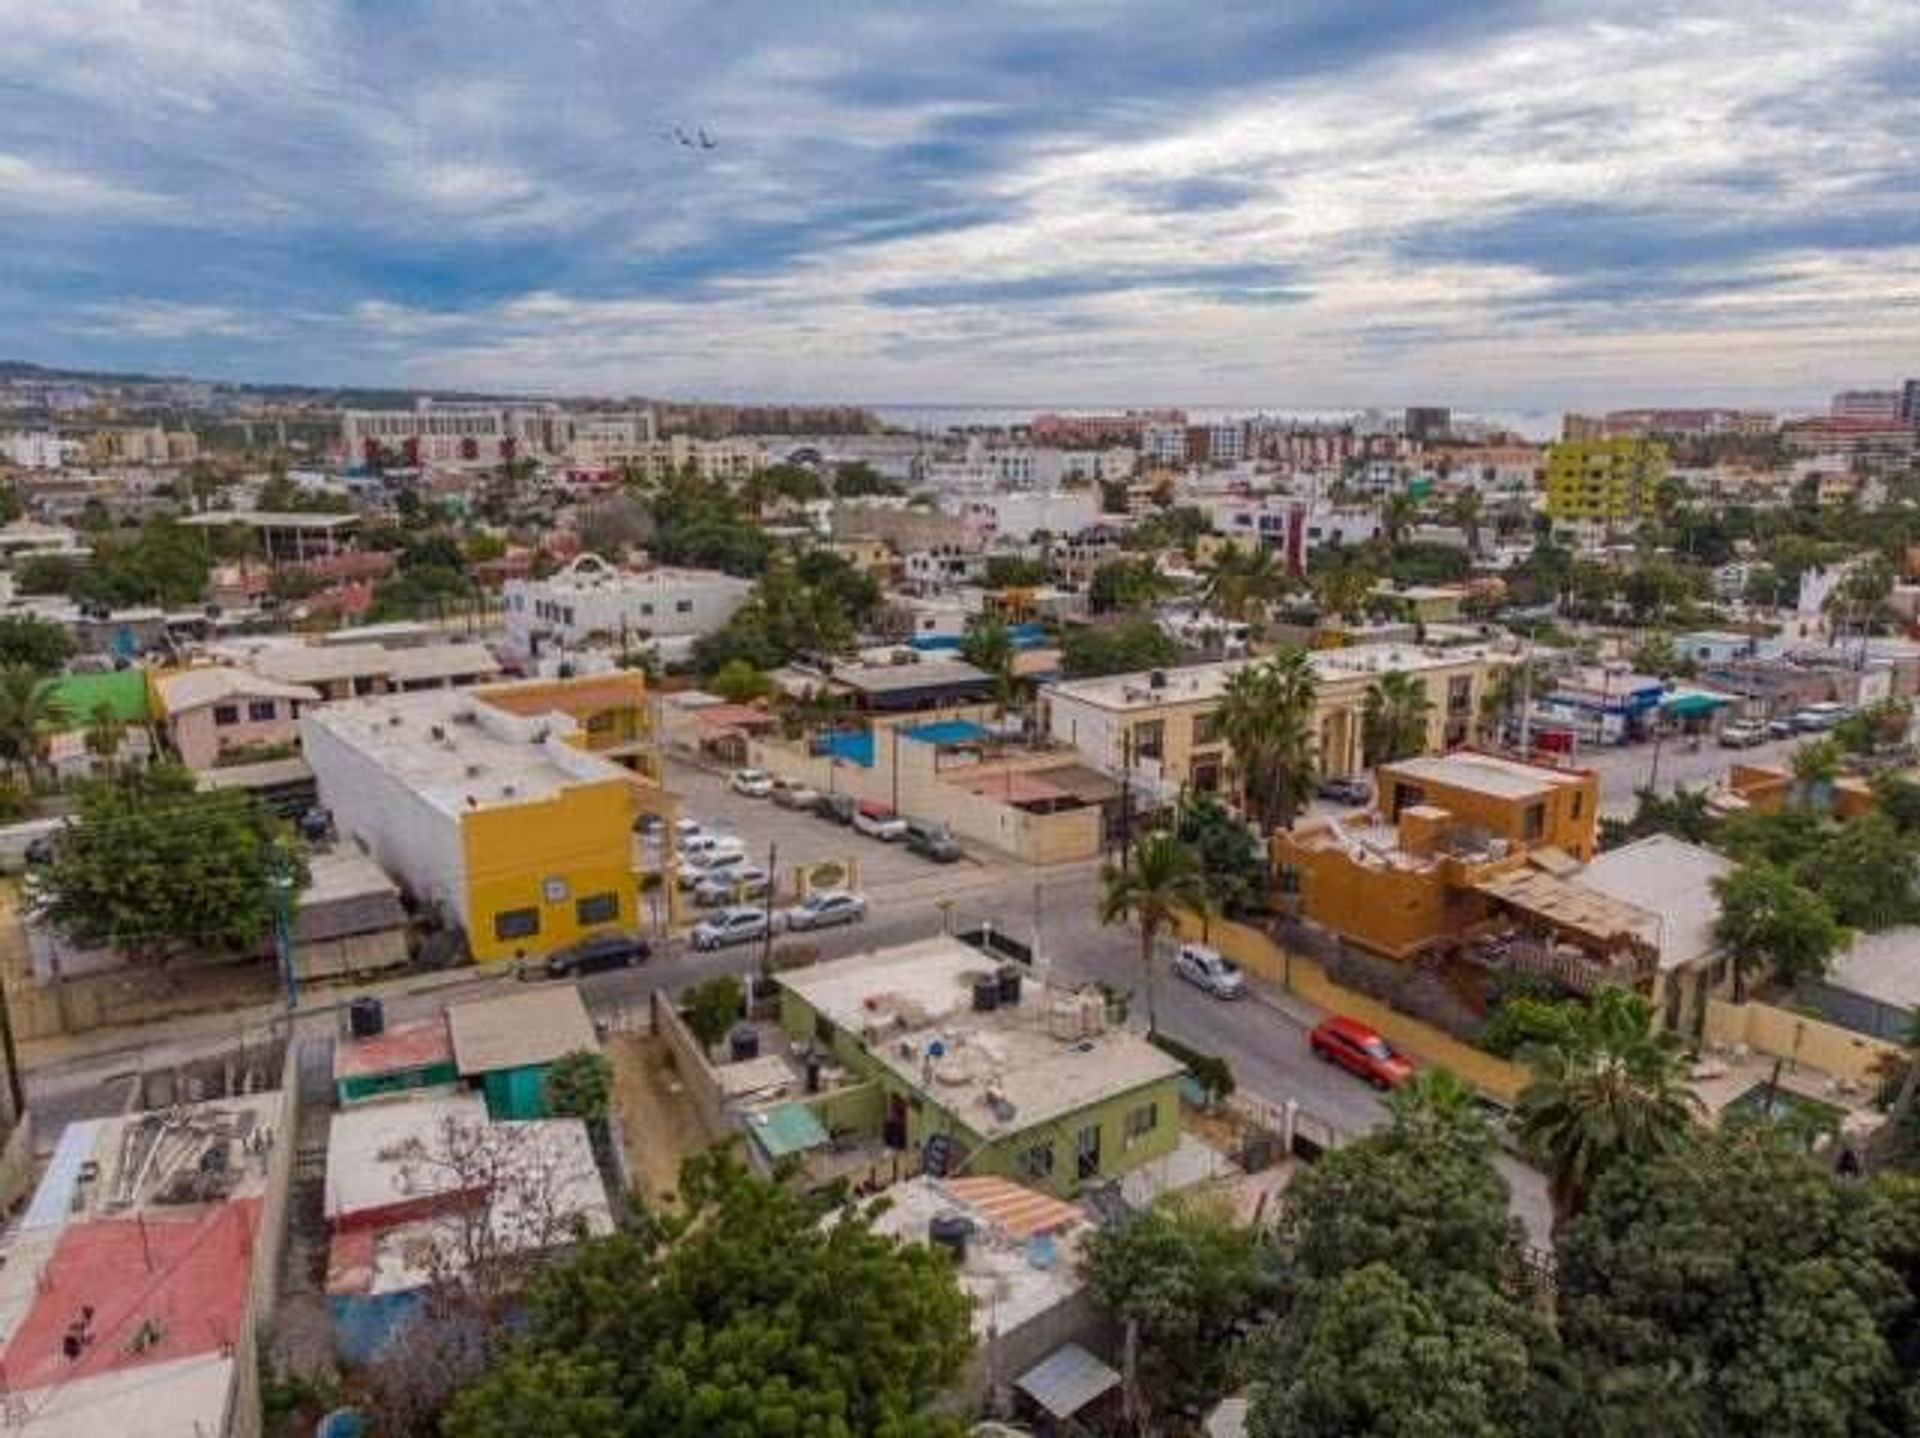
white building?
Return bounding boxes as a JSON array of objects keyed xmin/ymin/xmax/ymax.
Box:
[
  {"xmin": 948, "ymin": 488, "xmax": 1101, "ymax": 543},
  {"xmin": 503, "ymin": 553, "xmax": 752, "ymax": 661},
  {"xmin": 1141, "ymin": 423, "xmax": 1187, "ymax": 465},
  {"xmin": 0, "ymin": 431, "xmax": 69, "ymax": 469},
  {"xmin": 1203, "ymin": 496, "xmax": 1381, "ymax": 572}
]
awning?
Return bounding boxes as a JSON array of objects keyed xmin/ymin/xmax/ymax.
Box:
[
  {"xmin": 941, "ymin": 1176, "xmax": 1085, "ymax": 1238},
  {"xmin": 748, "ymin": 1101, "xmax": 830, "ymax": 1159},
  {"xmin": 1662, "ymin": 692, "xmax": 1731, "ymax": 718},
  {"xmin": 1016, "ymin": 1344, "xmax": 1122, "ymax": 1420},
  {"xmin": 1473, "ymin": 868, "xmax": 1660, "ymax": 953}
]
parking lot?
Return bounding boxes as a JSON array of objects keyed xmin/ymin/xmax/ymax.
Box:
[{"xmin": 658, "ymin": 758, "xmax": 1020, "ymax": 922}]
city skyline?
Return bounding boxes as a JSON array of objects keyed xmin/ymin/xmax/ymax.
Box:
[{"xmin": 4, "ymin": 1, "xmax": 1919, "ymax": 406}]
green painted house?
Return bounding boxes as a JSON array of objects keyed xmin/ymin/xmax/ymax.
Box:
[
  {"xmin": 332, "ymin": 1019, "xmax": 460, "ymax": 1106},
  {"xmin": 775, "ymin": 938, "xmax": 1186, "ymax": 1199},
  {"xmin": 447, "ymin": 985, "xmax": 600, "ymax": 1120}
]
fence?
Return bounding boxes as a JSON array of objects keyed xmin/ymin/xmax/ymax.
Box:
[
  {"xmin": 649, "ymin": 990, "xmax": 734, "ymax": 1140},
  {"xmin": 223, "ymin": 1038, "xmax": 304, "ymax": 1438}
]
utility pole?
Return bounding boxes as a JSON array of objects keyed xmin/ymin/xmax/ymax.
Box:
[{"xmin": 759, "ymin": 840, "xmax": 779, "ymax": 977}]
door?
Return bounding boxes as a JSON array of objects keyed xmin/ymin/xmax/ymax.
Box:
[
  {"xmin": 1074, "ymin": 1122, "xmax": 1102, "ymax": 1182},
  {"xmin": 883, "ymin": 1094, "xmax": 909, "ymax": 1150}
]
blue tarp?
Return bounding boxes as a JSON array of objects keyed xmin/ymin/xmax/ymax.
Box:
[
  {"xmin": 903, "ymin": 719, "xmax": 992, "ymax": 746},
  {"xmin": 818, "ymin": 731, "xmax": 876, "ymax": 767}
]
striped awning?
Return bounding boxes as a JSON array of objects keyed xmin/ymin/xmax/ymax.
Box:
[{"xmin": 940, "ymin": 1175, "xmax": 1085, "ymax": 1238}]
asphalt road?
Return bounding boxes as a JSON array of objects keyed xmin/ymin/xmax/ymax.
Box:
[{"xmin": 1581, "ymin": 730, "xmax": 1807, "ymax": 815}]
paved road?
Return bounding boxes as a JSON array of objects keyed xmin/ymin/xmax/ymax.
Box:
[{"xmin": 1581, "ymin": 731, "xmax": 1806, "ymax": 815}]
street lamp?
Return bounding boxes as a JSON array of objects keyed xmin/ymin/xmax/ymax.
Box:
[{"xmin": 269, "ymin": 855, "xmax": 300, "ymax": 1012}]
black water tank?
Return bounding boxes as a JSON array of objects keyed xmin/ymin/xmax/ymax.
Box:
[
  {"xmin": 928, "ymin": 1213, "xmax": 972, "ymax": 1263},
  {"xmin": 996, "ymin": 966, "xmax": 1022, "ymax": 1006},
  {"xmin": 729, "ymin": 1025, "xmax": 761, "ymax": 1063},
  {"xmin": 348, "ymin": 996, "xmax": 384, "ymax": 1040},
  {"xmin": 971, "ymin": 976, "xmax": 1000, "ymax": 1012}
]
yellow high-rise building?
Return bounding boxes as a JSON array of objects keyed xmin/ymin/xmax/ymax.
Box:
[{"xmin": 1543, "ymin": 438, "xmax": 1667, "ymax": 525}]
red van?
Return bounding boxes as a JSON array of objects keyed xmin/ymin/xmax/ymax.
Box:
[{"xmin": 1309, "ymin": 1016, "xmax": 1415, "ymax": 1089}]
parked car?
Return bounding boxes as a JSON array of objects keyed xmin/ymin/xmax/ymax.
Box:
[
  {"xmin": 1767, "ymin": 717, "xmax": 1798, "ymax": 740},
  {"xmin": 812, "ymin": 792, "xmax": 856, "ymax": 825},
  {"xmin": 680, "ymin": 831, "xmax": 743, "ymax": 863},
  {"xmin": 781, "ymin": 889, "xmax": 868, "ymax": 931},
  {"xmin": 1718, "ymin": 719, "xmax": 1769, "ymax": 749},
  {"xmin": 528, "ymin": 932, "xmax": 650, "ymax": 980},
  {"xmin": 852, "ymin": 802, "xmax": 909, "ymax": 841},
  {"xmin": 904, "ymin": 818, "xmax": 962, "ymax": 863},
  {"xmin": 691, "ymin": 905, "xmax": 771, "ymax": 951},
  {"xmin": 1172, "ymin": 942, "xmax": 1245, "ymax": 999},
  {"xmin": 677, "ymin": 845, "xmax": 749, "ymax": 889},
  {"xmin": 693, "ymin": 863, "xmax": 770, "ymax": 908},
  {"xmin": 1315, "ymin": 775, "xmax": 1372, "ymax": 806},
  {"xmin": 770, "ymin": 778, "xmax": 821, "ymax": 810},
  {"xmin": 1309, "ymin": 1015, "xmax": 1415, "ymax": 1089},
  {"xmin": 1792, "ymin": 702, "xmax": 1850, "ymax": 733},
  {"xmin": 729, "ymin": 767, "xmax": 775, "ymax": 798}
]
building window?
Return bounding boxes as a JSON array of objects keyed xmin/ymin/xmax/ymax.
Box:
[
  {"xmin": 1523, "ymin": 803, "xmax": 1546, "ymax": 841},
  {"xmin": 493, "ymin": 907, "xmax": 540, "ymax": 941},
  {"xmin": 1448, "ymin": 676, "xmax": 1472, "ymax": 715},
  {"xmin": 1019, "ymin": 1142, "xmax": 1055, "ymax": 1182},
  {"xmin": 1192, "ymin": 712, "xmax": 1222, "ymax": 746},
  {"xmin": 1131, "ymin": 721, "xmax": 1165, "ymax": 761},
  {"xmin": 675, "ymin": 599, "xmax": 693, "ymax": 614},
  {"xmin": 1075, "ymin": 1123, "xmax": 1103, "ymax": 1180},
  {"xmin": 1571, "ymin": 792, "xmax": 1584, "ymax": 820},
  {"xmin": 575, "ymin": 892, "xmax": 620, "ymax": 926},
  {"xmin": 1123, "ymin": 1102, "xmax": 1158, "ymax": 1148},
  {"xmin": 247, "ymin": 699, "xmax": 278, "ymax": 722},
  {"xmin": 212, "ymin": 704, "xmax": 240, "ymax": 727}
]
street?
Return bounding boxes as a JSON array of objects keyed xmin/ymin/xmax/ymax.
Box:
[{"xmin": 1581, "ymin": 729, "xmax": 1807, "ymax": 816}]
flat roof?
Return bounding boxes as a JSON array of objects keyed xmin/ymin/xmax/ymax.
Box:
[
  {"xmin": 333, "ymin": 1018, "xmax": 454, "ymax": 1082},
  {"xmin": 1825, "ymin": 927, "xmax": 1920, "ymax": 1012},
  {"xmin": 832, "ymin": 659, "xmax": 992, "ymax": 695},
  {"xmin": 1578, "ymin": 835, "xmax": 1732, "ymax": 971},
  {"xmin": 780, "ymin": 939, "xmax": 1184, "ymax": 1140},
  {"xmin": 42, "ymin": 669, "xmax": 149, "ymax": 725},
  {"xmin": 1381, "ymin": 751, "xmax": 1583, "ymax": 801},
  {"xmin": 179, "ymin": 509, "xmax": 358, "ymax": 530},
  {"xmin": 447, "ymin": 985, "xmax": 598, "ymax": 1074},
  {"xmin": 324, "ymin": 1091, "xmax": 488, "ymax": 1220},
  {"xmin": 153, "ymin": 665, "xmax": 317, "ymax": 713},
  {"xmin": 304, "ymin": 687, "xmax": 632, "ymax": 818},
  {"xmin": 1044, "ymin": 641, "xmax": 1512, "ymax": 711}
]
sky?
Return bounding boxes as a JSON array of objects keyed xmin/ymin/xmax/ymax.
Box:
[{"xmin": 3, "ymin": 0, "xmax": 1919, "ymax": 410}]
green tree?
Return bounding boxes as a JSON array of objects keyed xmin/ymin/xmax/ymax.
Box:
[
  {"xmin": 0, "ymin": 616, "xmax": 74, "ymax": 672},
  {"xmin": 958, "ymin": 616, "xmax": 1020, "ymax": 717},
  {"xmin": 683, "ymin": 975, "xmax": 743, "ymax": 1051},
  {"xmin": 1380, "ymin": 490, "xmax": 1420, "ymax": 548},
  {"xmin": 1713, "ymin": 862, "xmax": 1847, "ymax": 1000},
  {"xmin": 1559, "ymin": 1127, "xmax": 1920, "ymax": 1437},
  {"xmin": 26, "ymin": 782, "xmax": 307, "ymax": 962},
  {"xmin": 1083, "ymin": 1193, "xmax": 1274, "ymax": 1425},
  {"xmin": 82, "ymin": 701, "xmax": 125, "ymax": 774},
  {"xmin": 981, "ymin": 554, "xmax": 1050, "ymax": 589},
  {"xmin": 1448, "ymin": 488, "xmax": 1485, "ymax": 556},
  {"xmin": 1311, "ymin": 563, "xmax": 1375, "ymax": 625},
  {"xmin": 1598, "ymin": 785, "xmax": 1716, "ymax": 850},
  {"xmin": 1173, "ymin": 791, "xmax": 1268, "ymax": 917},
  {"xmin": 1202, "ymin": 544, "xmax": 1289, "ymax": 639},
  {"xmin": 1873, "ymin": 772, "xmax": 1920, "ymax": 835},
  {"xmin": 1099, "ymin": 831, "xmax": 1211, "ymax": 1033},
  {"xmin": 0, "ymin": 667, "xmax": 66, "ymax": 779},
  {"xmin": 447, "ymin": 1153, "xmax": 971, "ymax": 1438},
  {"xmin": 1807, "ymin": 814, "xmax": 1920, "ymax": 931},
  {"xmin": 1217, "ymin": 650, "xmax": 1320, "ymax": 832},
  {"xmin": 709, "ymin": 659, "xmax": 772, "ymax": 705},
  {"xmin": 1513, "ymin": 989, "xmax": 1701, "ymax": 1224},
  {"xmin": 543, "ymin": 1050, "xmax": 613, "ymax": 1127},
  {"xmin": 1360, "ymin": 670, "xmax": 1433, "ymax": 767},
  {"xmin": 1088, "ymin": 556, "xmax": 1174, "ymax": 614},
  {"xmin": 830, "ymin": 461, "xmax": 903, "ymax": 499},
  {"xmin": 1059, "ymin": 617, "xmax": 1179, "ymax": 678}
]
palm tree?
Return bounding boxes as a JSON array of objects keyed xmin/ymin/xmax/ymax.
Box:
[
  {"xmin": 1361, "ymin": 670, "xmax": 1434, "ymax": 766},
  {"xmin": 959, "ymin": 617, "xmax": 1020, "ymax": 720},
  {"xmin": 83, "ymin": 701, "xmax": 125, "ymax": 776},
  {"xmin": 1789, "ymin": 737, "xmax": 1839, "ymax": 805},
  {"xmin": 1514, "ymin": 988, "xmax": 1701, "ymax": 1225},
  {"xmin": 1311, "ymin": 564, "xmax": 1375, "ymax": 627},
  {"xmin": 1381, "ymin": 491, "xmax": 1420, "ymax": 548},
  {"xmin": 1217, "ymin": 650, "xmax": 1320, "ymax": 832},
  {"xmin": 1447, "ymin": 489, "xmax": 1485, "ymax": 557},
  {"xmin": 1384, "ymin": 1066, "xmax": 1489, "ymax": 1156},
  {"xmin": 1478, "ymin": 658, "xmax": 1547, "ymax": 744},
  {"xmin": 1099, "ymin": 831, "xmax": 1211, "ymax": 1034},
  {"xmin": 0, "ymin": 667, "xmax": 65, "ymax": 782},
  {"xmin": 1202, "ymin": 545, "xmax": 1288, "ymax": 641}
]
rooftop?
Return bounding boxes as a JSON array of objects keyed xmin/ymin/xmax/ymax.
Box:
[
  {"xmin": 303, "ymin": 687, "xmax": 632, "ymax": 817},
  {"xmin": 1578, "ymin": 835, "xmax": 1733, "ymax": 972},
  {"xmin": 830, "ymin": 658, "xmax": 993, "ymax": 696},
  {"xmin": 1825, "ymin": 927, "xmax": 1920, "ymax": 1013},
  {"xmin": 179, "ymin": 509, "xmax": 358, "ymax": 530},
  {"xmin": 779, "ymin": 938, "xmax": 1184, "ymax": 1140},
  {"xmin": 1381, "ymin": 750, "xmax": 1585, "ymax": 801},
  {"xmin": 1044, "ymin": 641, "xmax": 1513, "ymax": 711},
  {"xmin": 447, "ymin": 984, "xmax": 598, "ymax": 1075},
  {"xmin": 152, "ymin": 665, "xmax": 317, "ymax": 714},
  {"xmin": 324, "ymin": 1091, "xmax": 488, "ymax": 1222}
]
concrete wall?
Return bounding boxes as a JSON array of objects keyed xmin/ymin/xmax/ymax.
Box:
[
  {"xmin": 1177, "ymin": 912, "xmax": 1532, "ymax": 1104},
  {"xmin": 224, "ymin": 1044, "xmax": 301, "ymax": 1438},
  {"xmin": 1703, "ymin": 997, "xmax": 1907, "ymax": 1089},
  {"xmin": 650, "ymin": 990, "xmax": 734, "ymax": 1140}
]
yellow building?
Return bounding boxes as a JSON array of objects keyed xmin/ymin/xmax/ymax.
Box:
[
  {"xmin": 301, "ymin": 679, "xmax": 659, "ymax": 965},
  {"xmin": 1543, "ymin": 438, "xmax": 1666, "ymax": 525},
  {"xmin": 1043, "ymin": 642, "xmax": 1518, "ymax": 797},
  {"xmin": 1376, "ymin": 751, "xmax": 1599, "ymax": 861},
  {"xmin": 476, "ymin": 672, "xmax": 659, "ymax": 779}
]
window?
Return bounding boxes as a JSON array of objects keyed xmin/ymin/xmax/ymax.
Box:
[
  {"xmin": 1075, "ymin": 1123, "xmax": 1103, "ymax": 1180},
  {"xmin": 640, "ymin": 602, "xmax": 654, "ymax": 617},
  {"xmin": 575, "ymin": 892, "xmax": 619, "ymax": 926},
  {"xmin": 493, "ymin": 907, "xmax": 540, "ymax": 941},
  {"xmin": 1192, "ymin": 712, "xmax": 1222, "ymax": 747},
  {"xmin": 1523, "ymin": 802, "xmax": 1546, "ymax": 841},
  {"xmin": 1448, "ymin": 676, "xmax": 1472, "ymax": 715},
  {"xmin": 1131, "ymin": 720, "xmax": 1165, "ymax": 761},
  {"xmin": 212, "ymin": 704, "xmax": 240, "ymax": 727},
  {"xmin": 1570, "ymin": 792, "xmax": 1584, "ymax": 820},
  {"xmin": 247, "ymin": 699, "xmax": 278, "ymax": 722},
  {"xmin": 675, "ymin": 599, "xmax": 693, "ymax": 614},
  {"xmin": 1019, "ymin": 1142, "xmax": 1055, "ymax": 1182},
  {"xmin": 1123, "ymin": 1102, "xmax": 1158, "ymax": 1148}
]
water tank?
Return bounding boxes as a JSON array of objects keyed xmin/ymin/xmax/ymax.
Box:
[
  {"xmin": 928, "ymin": 1213, "xmax": 972, "ymax": 1263},
  {"xmin": 728, "ymin": 1025, "xmax": 761, "ymax": 1063},
  {"xmin": 971, "ymin": 976, "xmax": 1000, "ymax": 1012},
  {"xmin": 996, "ymin": 965, "xmax": 1023, "ymax": 1006},
  {"xmin": 347, "ymin": 996, "xmax": 384, "ymax": 1040}
]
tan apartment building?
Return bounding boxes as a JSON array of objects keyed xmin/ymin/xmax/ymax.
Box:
[{"xmin": 1041, "ymin": 642, "xmax": 1518, "ymax": 799}]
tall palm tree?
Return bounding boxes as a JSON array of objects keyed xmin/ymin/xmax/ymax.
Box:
[
  {"xmin": 1361, "ymin": 670, "xmax": 1434, "ymax": 766},
  {"xmin": 1514, "ymin": 988, "xmax": 1701, "ymax": 1225},
  {"xmin": 1202, "ymin": 545, "xmax": 1288, "ymax": 641},
  {"xmin": 1099, "ymin": 831, "xmax": 1212, "ymax": 1034},
  {"xmin": 0, "ymin": 667, "xmax": 65, "ymax": 782},
  {"xmin": 1311, "ymin": 564, "xmax": 1376, "ymax": 627},
  {"xmin": 83, "ymin": 701, "xmax": 125, "ymax": 776},
  {"xmin": 1384, "ymin": 1066, "xmax": 1488, "ymax": 1155},
  {"xmin": 1381, "ymin": 491, "xmax": 1420, "ymax": 548},
  {"xmin": 1447, "ymin": 489, "xmax": 1485, "ymax": 558},
  {"xmin": 1217, "ymin": 650, "xmax": 1319, "ymax": 832},
  {"xmin": 959, "ymin": 617, "xmax": 1020, "ymax": 720}
]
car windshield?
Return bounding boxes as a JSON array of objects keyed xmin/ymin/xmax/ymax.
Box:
[{"xmin": 1362, "ymin": 1037, "xmax": 1394, "ymax": 1061}]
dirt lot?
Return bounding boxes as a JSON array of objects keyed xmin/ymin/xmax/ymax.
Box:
[{"xmin": 606, "ymin": 1029, "xmax": 719, "ymax": 1207}]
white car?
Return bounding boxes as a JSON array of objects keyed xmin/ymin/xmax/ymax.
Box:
[
  {"xmin": 693, "ymin": 863, "xmax": 770, "ymax": 908},
  {"xmin": 782, "ymin": 890, "xmax": 868, "ymax": 932},
  {"xmin": 1173, "ymin": 943, "xmax": 1246, "ymax": 1000},
  {"xmin": 677, "ymin": 845, "xmax": 749, "ymax": 889},
  {"xmin": 691, "ymin": 905, "xmax": 770, "ymax": 951},
  {"xmin": 730, "ymin": 768, "xmax": 775, "ymax": 798},
  {"xmin": 852, "ymin": 803, "xmax": 908, "ymax": 841}
]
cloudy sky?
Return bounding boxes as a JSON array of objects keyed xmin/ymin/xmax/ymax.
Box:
[{"xmin": 4, "ymin": 0, "xmax": 1919, "ymax": 409}]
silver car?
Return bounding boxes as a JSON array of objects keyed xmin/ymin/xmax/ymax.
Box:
[
  {"xmin": 690, "ymin": 906, "xmax": 770, "ymax": 951},
  {"xmin": 781, "ymin": 889, "xmax": 868, "ymax": 932},
  {"xmin": 1173, "ymin": 943, "xmax": 1246, "ymax": 1000}
]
